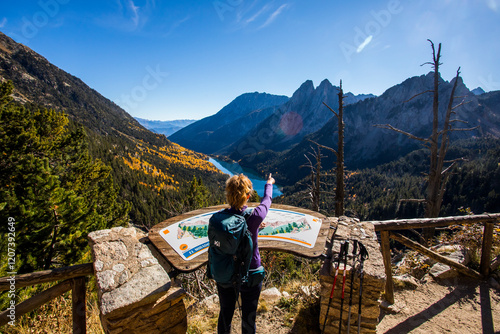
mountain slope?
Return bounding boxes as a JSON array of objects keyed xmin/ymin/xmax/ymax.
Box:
[
  {"xmin": 0, "ymin": 31, "xmax": 226, "ymax": 226},
  {"xmin": 169, "ymin": 92, "xmax": 289, "ymax": 154},
  {"xmin": 0, "ymin": 32, "xmax": 164, "ymax": 146},
  {"xmin": 225, "ymin": 79, "xmax": 375, "ymax": 161}
]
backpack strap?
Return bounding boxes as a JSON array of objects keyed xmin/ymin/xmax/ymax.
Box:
[{"xmin": 241, "ymin": 208, "xmax": 253, "ymax": 220}]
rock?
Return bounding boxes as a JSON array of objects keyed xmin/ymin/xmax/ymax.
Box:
[
  {"xmin": 380, "ymin": 299, "xmax": 405, "ymax": 314},
  {"xmin": 299, "ymin": 285, "xmax": 319, "ymax": 298},
  {"xmin": 489, "ymin": 277, "xmax": 500, "ymax": 290},
  {"xmin": 260, "ymin": 287, "xmax": 282, "ymax": 303},
  {"xmin": 393, "ymin": 274, "xmax": 420, "ymax": 290},
  {"xmin": 429, "ymin": 248, "xmax": 469, "ymax": 280},
  {"xmin": 200, "ymin": 294, "xmax": 219, "ymax": 311}
]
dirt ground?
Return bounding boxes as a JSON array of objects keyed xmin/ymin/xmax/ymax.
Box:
[
  {"xmin": 220, "ymin": 277, "xmax": 500, "ymax": 333},
  {"xmin": 377, "ymin": 277, "xmax": 500, "ymax": 334}
]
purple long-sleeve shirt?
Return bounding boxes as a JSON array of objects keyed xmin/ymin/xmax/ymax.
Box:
[{"xmin": 229, "ymin": 183, "xmax": 273, "ymax": 269}]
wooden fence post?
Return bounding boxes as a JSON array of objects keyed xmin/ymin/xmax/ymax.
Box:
[
  {"xmin": 72, "ymin": 277, "xmax": 86, "ymax": 334},
  {"xmin": 380, "ymin": 230, "xmax": 394, "ymax": 304},
  {"xmin": 480, "ymin": 222, "xmax": 494, "ymax": 277}
]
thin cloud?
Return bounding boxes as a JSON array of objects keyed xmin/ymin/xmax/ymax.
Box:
[
  {"xmin": 0, "ymin": 18, "xmax": 6, "ymax": 28},
  {"xmin": 128, "ymin": 0, "xmax": 140, "ymax": 27},
  {"xmin": 246, "ymin": 4, "xmax": 271, "ymax": 24},
  {"xmin": 259, "ymin": 4, "xmax": 289, "ymax": 29},
  {"xmin": 98, "ymin": 0, "xmax": 156, "ymax": 32},
  {"xmin": 486, "ymin": 0, "xmax": 499, "ymax": 11},
  {"xmin": 164, "ymin": 15, "xmax": 191, "ymax": 36},
  {"xmin": 357, "ymin": 35, "xmax": 373, "ymax": 53}
]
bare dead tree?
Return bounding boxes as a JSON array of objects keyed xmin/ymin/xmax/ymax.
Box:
[
  {"xmin": 376, "ymin": 40, "xmax": 478, "ymax": 244},
  {"xmin": 299, "ymin": 143, "xmax": 335, "ymax": 212},
  {"xmin": 322, "ymin": 80, "xmax": 346, "ymax": 216}
]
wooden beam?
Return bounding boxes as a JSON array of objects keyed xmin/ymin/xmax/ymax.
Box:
[
  {"xmin": 480, "ymin": 222, "xmax": 494, "ymax": 277},
  {"xmin": 370, "ymin": 213, "xmax": 500, "ymax": 232},
  {"xmin": 390, "ymin": 232, "xmax": 482, "ymax": 279},
  {"xmin": 0, "ymin": 279, "xmax": 73, "ymax": 326},
  {"xmin": 380, "ymin": 231, "xmax": 394, "ymax": 304},
  {"xmin": 72, "ymin": 277, "xmax": 87, "ymax": 334},
  {"xmin": 0, "ymin": 263, "xmax": 93, "ymax": 292}
]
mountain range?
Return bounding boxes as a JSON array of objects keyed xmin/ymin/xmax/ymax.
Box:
[
  {"xmin": 134, "ymin": 118, "xmax": 197, "ymax": 137},
  {"xmin": 2, "ymin": 28, "xmax": 499, "ymax": 221},
  {"xmin": 169, "ymin": 92, "xmax": 290, "ymax": 154},
  {"xmin": 169, "ymin": 72, "xmax": 500, "ymax": 185}
]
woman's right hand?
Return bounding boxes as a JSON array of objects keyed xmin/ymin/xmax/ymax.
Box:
[{"xmin": 267, "ymin": 173, "xmax": 275, "ymax": 185}]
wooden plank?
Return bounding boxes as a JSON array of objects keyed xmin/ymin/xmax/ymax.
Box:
[
  {"xmin": 380, "ymin": 231, "xmax": 394, "ymax": 304},
  {"xmin": 0, "ymin": 279, "xmax": 73, "ymax": 326},
  {"xmin": 390, "ymin": 232, "xmax": 482, "ymax": 279},
  {"xmin": 149, "ymin": 204, "xmax": 327, "ymax": 272},
  {"xmin": 72, "ymin": 277, "xmax": 86, "ymax": 334},
  {"xmin": 480, "ymin": 222, "xmax": 494, "ymax": 277},
  {"xmin": 0, "ymin": 263, "xmax": 93, "ymax": 292},
  {"xmin": 370, "ymin": 213, "xmax": 500, "ymax": 232}
]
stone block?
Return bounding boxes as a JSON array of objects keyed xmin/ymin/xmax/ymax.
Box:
[
  {"xmin": 89, "ymin": 227, "xmax": 187, "ymax": 333},
  {"xmin": 319, "ymin": 218, "xmax": 385, "ymax": 333}
]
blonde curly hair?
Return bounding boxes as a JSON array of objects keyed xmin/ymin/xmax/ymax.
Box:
[{"xmin": 226, "ymin": 174, "xmax": 253, "ymax": 210}]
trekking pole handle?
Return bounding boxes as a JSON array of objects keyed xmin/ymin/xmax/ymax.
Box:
[
  {"xmin": 341, "ymin": 240, "xmax": 349, "ymax": 299},
  {"xmin": 358, "ymin": 241, "xmax": 369, "ymax": 261}
]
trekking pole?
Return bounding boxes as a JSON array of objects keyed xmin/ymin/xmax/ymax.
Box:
[
  {"xmin": 357, "ymin": 242, "xmax": 369, "ymax": 334},
  {"xmin": 346, "ymin": 240, "xmax": 359, "ymax": 333},
  {"xmin": 321, "ymin": 241, "xmax": 346, "ymax": 334},
  {"xmin": 338, "ymin": 240, "xmax": 349, "ymax": 334}
]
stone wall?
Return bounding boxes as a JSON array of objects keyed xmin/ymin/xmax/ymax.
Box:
[
  {"xmin": 319, "ymin": 217, "xmax": 386, "ymax": 333},
  {"xmin": 88, "ymin": 227, "xmax": 187, "ymax": 334}
]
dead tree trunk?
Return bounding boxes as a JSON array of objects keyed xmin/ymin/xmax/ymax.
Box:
[
  {"xmin": 301, "ymin": 145, "xmax": 323, "ymax": 212},
  {"xmin": 323, "ymin": 80, "xmax": 345, "ymax": 216},
  {"xmin": 376, "ymin": 40, "xmax": 477, "ymax": 245}
]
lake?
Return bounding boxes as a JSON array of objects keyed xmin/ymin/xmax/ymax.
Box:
[{"xmin": 209, "ymin": 158, "xmax": 283, "ymax": 198}]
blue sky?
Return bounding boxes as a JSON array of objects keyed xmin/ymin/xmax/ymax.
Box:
[{"xmin": 1, "ymin": 0, "xmax": 499, "ymax": 120}]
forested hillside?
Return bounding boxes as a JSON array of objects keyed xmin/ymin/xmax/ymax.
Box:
[
  {"xmin": 274, "ymin": 138, "xmax": 500, "ymax": 220},
  {"xmin": 0, "ymin": 81, "xmax": 129, "ymax": 274},
  {"xmin": 0, "ymin": 32, "xmax": 227, "ymax": 230}
]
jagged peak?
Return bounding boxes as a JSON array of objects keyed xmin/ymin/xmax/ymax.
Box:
[{"xmin": 317, "ymin": 79, "xmax": 333, "ymax": 89}]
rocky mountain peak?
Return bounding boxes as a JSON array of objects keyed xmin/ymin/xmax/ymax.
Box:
[{"xmin": 291, "ymin": 79, "xmax": 315, "ymax": 100}]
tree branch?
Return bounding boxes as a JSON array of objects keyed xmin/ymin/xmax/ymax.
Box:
[
  {"xmin": 404, "ymin": 90, "xmax": 433, "ymax": 103},
  {"xmin": 374, "ymin": 124, "xmax": 428, "ymax": 142},
  {"xmin": 307, "ymin": 139, "xmax": 338, "ymax": 155},
  {"xmin": 451, "ymin": 99, "xmax": 470, "ymax": 110},
  {"xmin": 445, "ymin": 125, "xmax": 480, "ymax": 133},
  {"xmin": 322, "ymin": 102, "xmax": 339, "ymax": 118}
]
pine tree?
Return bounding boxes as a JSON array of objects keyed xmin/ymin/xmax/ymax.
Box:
[{"xmin": 186, "ymin": 175, "xmax": 209, "ymax": 210}]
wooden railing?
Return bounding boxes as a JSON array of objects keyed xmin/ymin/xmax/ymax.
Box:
[
  {"xmin": 369, "ymin": 213, "xmax": 500, "ymax": 304},
  {"xmin": 0, "ymin": 263, "xmax": 94, "ymax": 333}
]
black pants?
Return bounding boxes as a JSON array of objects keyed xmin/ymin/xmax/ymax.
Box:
[{"xmin": 217, "ymin": 282, "xmax": 262, "ymax": 334}]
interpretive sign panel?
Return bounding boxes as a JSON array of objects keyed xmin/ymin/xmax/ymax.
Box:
[{"xmin": 158, "ymin": 208, "xmax": 322, "ymax": 261}]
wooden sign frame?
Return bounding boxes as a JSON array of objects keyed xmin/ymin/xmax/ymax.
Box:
[{"xmin": 149, "ymin": 204, "xmax": 329, "ymax": 272}]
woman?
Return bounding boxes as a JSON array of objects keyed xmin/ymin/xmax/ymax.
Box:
[{"xmin": 216, "ymin": 173, "xmax": 275, "ymax": 334}]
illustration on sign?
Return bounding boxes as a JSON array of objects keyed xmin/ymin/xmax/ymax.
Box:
[{"xmin": 159, "ymin": 209, "xmax": 322, "ymax": 261}]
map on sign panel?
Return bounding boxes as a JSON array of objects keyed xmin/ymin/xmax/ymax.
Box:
[{"xmin": 158, "ymin": 208, "xmax": 322, "ymax": 261}]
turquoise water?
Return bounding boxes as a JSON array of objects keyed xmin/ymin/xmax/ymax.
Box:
[{"xmin": 209, "ymin": 158, "xmax": 283, "ymax": 198}]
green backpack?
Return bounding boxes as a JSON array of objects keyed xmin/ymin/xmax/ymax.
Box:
[{"xmin": 207, "ymin": 208, "xmax": 253, "ymax": 288}]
